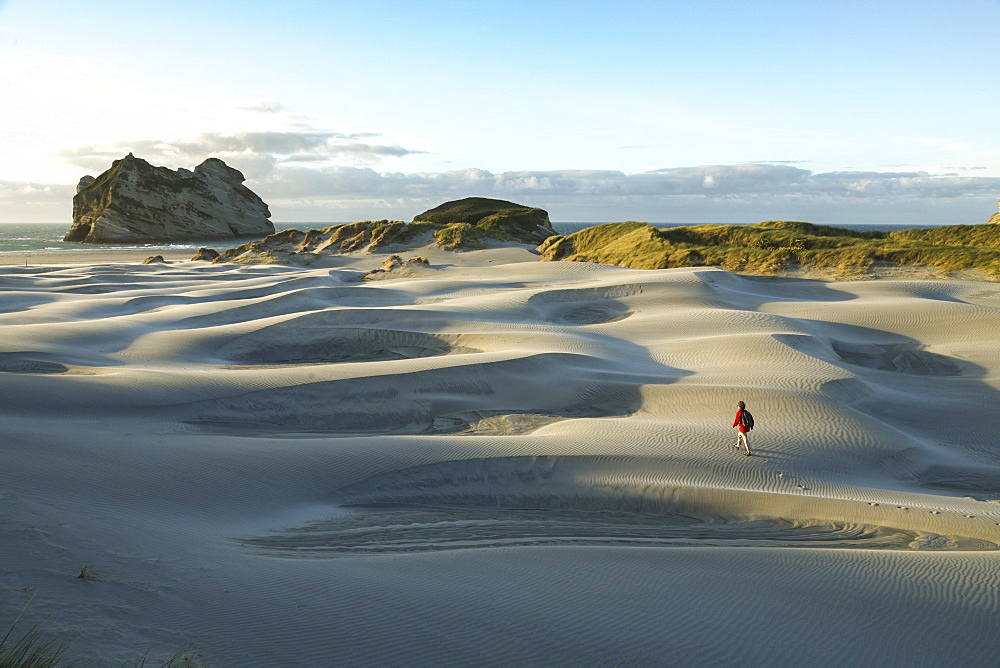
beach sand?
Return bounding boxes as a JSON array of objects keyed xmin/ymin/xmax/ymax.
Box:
[
  {"xmin": 0, "ymin": 249, "xmax": 201, "ymax": 267},
  {"xmin": 1, "ymin": 246, "xmax": 998, "ymax": 665}
]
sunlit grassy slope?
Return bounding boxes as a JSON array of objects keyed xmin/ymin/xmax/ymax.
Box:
[{"xmin": 537, "ymin": 221, "xmax": 1000, "ymax": 277}]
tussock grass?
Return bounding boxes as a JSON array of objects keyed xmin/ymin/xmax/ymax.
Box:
[
  {"xmin": 124, "ymin": 650, "xmax": 207, "ymax": 667},
  {"xmin": 2, "ymin": 599, "xmax": 207, "ymax": 667},
  {"xmin": 538, "ymin": 221, "xmax": 1000, "ymax": 278},
  {"xmin": 0, "ymin": 600, "xmax": 73, "ymax": 668},
  {"xmin": 433, "ymin": 223, "xmax": 492, "ymax": 250}
]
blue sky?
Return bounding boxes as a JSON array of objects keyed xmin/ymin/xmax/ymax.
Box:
[{"xmin": 2, "ymin": 0, "xmax": 999, "ymax": 224}]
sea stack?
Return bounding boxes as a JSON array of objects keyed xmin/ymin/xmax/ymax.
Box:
[
  {"xmin": 65, "ymin": 154, "xmax": 274, "ymax": 243},
  {"xmin": 989, "ymin": 200, "xmax": 1000, "ymax": 225}
]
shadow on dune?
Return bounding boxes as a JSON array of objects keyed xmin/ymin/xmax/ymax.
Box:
[
  {"xmin": 241, "ymin": 456, "xmax": 998, "ymax": 555},
  {"xmin": 182, "ymin": 341, "xmax": 689, "ymax": 436},
  {"xmin": 0, "ymin": 352, "xmax": 69, "ymax": 374},
  {"xmin": 526, "ymin": 285, "xmax": 640, "ymax": 325},
  {"xmin": 689, "ymin": 270, "xmax": 1000, "ymax": 498},
  {"xmin": 774, "ymin": 327, "xmax": 972, "ymax": 378},
  {"xmin": 774, "ymin": 322, "xmax": 1000, "ymax": 498},
  {"xmin": 694, "ymin": 270, "xmax": 857, "ymax": 311},
  {"xmin": 173, "ymin": 285, "xmax": 691, "ymax": 435},
  {"xmin": 213, "ymin": 309, "xmax": 476, "ymax": 365}
]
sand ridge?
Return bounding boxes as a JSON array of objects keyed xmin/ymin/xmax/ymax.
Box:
[{"xmin": 1, "ymin": 250, "xmax": 999, "ymax": 664}]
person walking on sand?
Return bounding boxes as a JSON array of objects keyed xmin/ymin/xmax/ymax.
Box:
[{"xmin": 732, "ymin": 400, "xmax": 753, "ymax": 456}]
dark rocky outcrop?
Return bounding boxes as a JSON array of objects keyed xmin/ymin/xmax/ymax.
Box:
[
  {"xmin": 192, "ymin": 247, "xmax": 221, "ymax": 262},
  {"xmin": 65, "ymin": 154, "xmax": 273, "ymax": 243}
]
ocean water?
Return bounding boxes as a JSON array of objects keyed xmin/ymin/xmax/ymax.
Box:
[
  {"xmin": 0, "ymin": 221, "xmax": 947, "ymax": 256},
  {"xmin": 0, "ymin": 222, "xmax": 310, "ymax": 256}
]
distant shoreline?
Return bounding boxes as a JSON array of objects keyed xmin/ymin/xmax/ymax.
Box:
[
  {"xmin": 0, "ymin": 220, "xmax": 951, "ymax": 258},
  {"xmin": 0, "ymin": 220, "xmax": 988, "ymax": 274},
  {"xmin": 0, "ymin": 249, "xmax": 199, "ymax": 266}
]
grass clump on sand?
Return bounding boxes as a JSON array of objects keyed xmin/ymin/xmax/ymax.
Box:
[
  {"xmin": 2, "ymin": 599, "xmax": 207, "ymax": 667},
  {"xmin": 0, "ymin": 603, "xmax": 72, "ymax": 668},
  {"xmin": 74, "ymin": 565, "xmax": 102, "ymax": 582},
  {"xmin": 126, "ymin": 650, "xmax": 207, "ymax": 667},
  {"xmin": 537, "ymin": 221, "xmax": 1000, "ymax": 278}
]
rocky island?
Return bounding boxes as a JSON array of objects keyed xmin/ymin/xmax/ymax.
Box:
[{"xmin": 64, "ymin": 153, "xmax": 273, "ymax": 243}]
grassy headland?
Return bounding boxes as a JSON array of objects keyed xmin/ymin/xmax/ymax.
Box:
[
  {"xmin": 413, "ymin": 196, "xmax": 554, "ymax": 243},
  {"xmin": 537, "ymin": 221, "xmax": 1000, "ymax": 278}
]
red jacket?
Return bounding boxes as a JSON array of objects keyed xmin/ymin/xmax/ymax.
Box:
[{"xmin": 733, "ymin": 409, "xmax": 748, "ymax": 433}]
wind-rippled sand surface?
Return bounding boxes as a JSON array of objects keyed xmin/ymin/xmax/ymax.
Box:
[{"xmin": 1, "ymin": 251, "xmax": 999, "ymax": 665}]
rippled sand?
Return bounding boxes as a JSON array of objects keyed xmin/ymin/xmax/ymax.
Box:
[{"xmin": 1, "ymin": 249, "xmax": 998, "ymax": 665}]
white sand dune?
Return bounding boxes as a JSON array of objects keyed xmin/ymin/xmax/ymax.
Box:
[{"xmin": 1, "ymin": 249, "xmax": 999, "ymax": 665}]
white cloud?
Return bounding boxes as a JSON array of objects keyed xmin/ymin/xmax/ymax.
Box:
[
  {"xmin": 48, "ymin": 155, "xmax": 1000, "ymax": 205},
  {"xmin": 0, "ymin": 180, "xmax": 73, "ymax": 199},
  {"xmin": 0, "ymin": 180, "xmax": 75, "ymax": 220},
  {"xmin": 56, "ymin": 131, "xmax": 427, "ymax": 177},
  {"xmin": 253, "ymin": 163, "xmax": 1000, "ymax": 224},
  {"xmin": 904, "ymin": 136, "xmax": 974, "ymax": 152},
  {"xmin": 239, "ymin": 101, "xmax": 287, "ymax": 114},
  {"xmin": 6, "ymin": 159, "xmax": 999, "ymax": 225}
]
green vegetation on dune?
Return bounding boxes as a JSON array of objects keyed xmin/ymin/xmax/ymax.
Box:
[
  {"xmin": 208, "ymin": 198, "xmax": 558, "ymax": 263},
  {"xmin": 413, "ymin": 196, "xmax": 555, "ymax": 243},
  {"xmin": 0, "ymin": 610, "xmax": 72, "ymax": 667},
  {"xmin": 1, "ymin": 595, "xmax": 206, "ymax": 667},
  {"xmin": 202, "ymin": 199, "xmax": 1000, "ymax": 277},
  {"xmin": 413, "ymin": 196, "xmax": 537, "ymax": 224},
  {"xmin": 885, "ymin": 224, "xmax": 1000, "ymax": 247},
  {"xmin": 538, "ymin": 221, "xmax": 1000, "ymax": 278},
  {"xmin": 433, "ymin": 223, "xmax": 493, "ymax": 250}
]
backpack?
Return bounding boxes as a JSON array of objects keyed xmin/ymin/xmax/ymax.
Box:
[{"xmin": 740, "ymin": 410, "xmax": 754, "ymax": 430}]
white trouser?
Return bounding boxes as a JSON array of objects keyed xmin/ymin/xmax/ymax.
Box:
[{"xmin": 737, "ymin": 430, "xmax": 750, "ymax": 452}]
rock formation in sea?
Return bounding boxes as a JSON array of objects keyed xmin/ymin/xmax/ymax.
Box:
[
  {"xmin": 200, "ymin": 198, "xmax": 556, "ymax": 264},
  {"xmin": 989, "ymin": 200, "xmax": 1000, "ymax": 225},
  {"xmin": 64, "ymin": 153, "xmax": 273, "ymax": 243}
]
